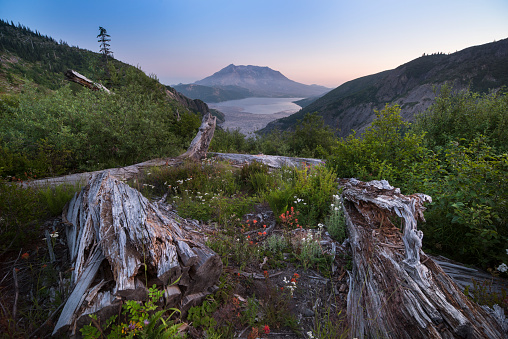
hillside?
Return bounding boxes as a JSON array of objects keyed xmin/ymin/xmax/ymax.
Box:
[
  {"xmin": 261, "ymin": 38, "xmax": 508, "ymax": 137},
  {"xmin": 190, "ymin": 64, "xmax": 331, "ymax": 99},
  {"xmin": 0, "ymin": 19, "xmax": 209, "ymax": 117}
]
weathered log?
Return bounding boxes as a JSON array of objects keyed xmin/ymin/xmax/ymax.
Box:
[
  {"xmin": 341, "ymin": 178, "xmax": 506, "ymax": 339},
  {"xmin": 65, "ymin": 69, "xmax": 111, "ymax": 94},
  {"xmin": 53, "ymin": 171, "xmax": 222, "ymax": 336},
  {"xmin": 179, "ymin": 112, "xmax": 216, "ymax": 161},
  {"xmin": 212, "ymin": 152, "xmax": 324, "ymax": 168}
]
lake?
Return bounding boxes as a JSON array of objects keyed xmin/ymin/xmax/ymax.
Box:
[
  {"xmin": 207, "ymin": 97, "xmax": 303, "ymax": 115},
  {"xmin": 207, "ymin": 97, "xmax": 303, "ymax": 135}
]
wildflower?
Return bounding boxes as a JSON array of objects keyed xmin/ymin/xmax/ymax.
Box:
[
  {"xmin": 263, "ymin": 231, "xmax": 267, "ymax": 235},
  {"xmin": 307, "ymin": 331, "xmax": 315, "ymax": 339},
  {"xmin": 263, "ymin": 224, "xmax": 266, "ymax": 228},
  {"xmin": 144, "ymin": 319, "xmax": 149, "ymax": 325},
  {"xmin": 247, "ymin": 235, "xmax": 251, "ymax": 239},
  {"xmin": 42, "ymin": 264, "xmax": 47, "ymax": 268},
  {"xmin": 253, "ymin": 220, "xmax": 257, "ymax": 224},
  {"xmin": 249, "ymin": 241, "xmax": 254, "ymax": 245},
  {"xmin": 50, "ymin": 231, "xmax": 59, "ymax": 238},
  {"xmin": 264, "ymin": 270, "xmax": 268, "ymax": 277},
  {"xmin": 264, "ymin": 325, "xmax": 270, "ymax": 334},
  {"xmin": 21, "ymin": 252, "xmax": 29, "ymax": 260},
  {"xmin": 498, "ymin": 263, "xmax": 508, "ymax": 273},
  {"xmin": 258, "ymin": 232, "xmax": 263, "ymax": 236}
]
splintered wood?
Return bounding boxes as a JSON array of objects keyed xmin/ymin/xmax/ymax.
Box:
[
  {"xmin": 341, "ymin": 178, "xmax": 506, "ymax": 339},
  {"xmin": 53, "ymin": 171, "xmax": 222, "ymax": 336}
]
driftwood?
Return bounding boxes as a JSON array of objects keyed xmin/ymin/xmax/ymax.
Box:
[
  {"xmin": 341, "ymin": 178, "xmax": 507, "ymax": 339},
  {"xmin": 52, "ymin": 171, "xmax": 222, "ymax": 336},
  {"xmin": 65, "ymin": 69, "xmax": 111, "ymax": 94}
]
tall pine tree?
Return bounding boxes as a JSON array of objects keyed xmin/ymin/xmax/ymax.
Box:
[{"xmin": 97, "ymin": 26, "xmax": 113, "ymax": 62}]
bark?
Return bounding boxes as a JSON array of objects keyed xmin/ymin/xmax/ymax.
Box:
[
  {"xmin": 53, "ymin": 171, "xmax": 222, "ymax": 337},
  {"xmin": 341, "ymin": 178, "xmax": 506, "ymax": 339},
  {"xmin": 179, "ymin": 112, "xmax": 216, "ymax": 161}
]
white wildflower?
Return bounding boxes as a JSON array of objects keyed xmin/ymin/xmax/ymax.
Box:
[{"xmin": 498, "ymin": 263, "xmax": 508, "ymax": 273}]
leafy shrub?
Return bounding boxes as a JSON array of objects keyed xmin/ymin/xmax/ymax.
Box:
[
  {"xmin": 419, "ymin": 137, "xmax": 508, "ymax": 267},
  {"xmin": 413, "ymin": 85, "xmax": 508, "ymax": 152},
  {"xmin": 0, "ymin": 180, "xmax": 44, "ymax": 253},
  {"xmin": 327, "ymin": 104, "xmax": 426, "ymax": 190},
  {"xmin": 37, "ymin": 182, "xmax": 82, "ymax": 217},
  {"xmin": 290, "ymin": 164, "xmax": 338, "ymax": 227},
  {"xmin": 80, "ymin": 284, "xmax": 184, "ymax": 338}
]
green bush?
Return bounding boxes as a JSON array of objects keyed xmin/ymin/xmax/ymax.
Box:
[
  {"xmin": 0, "ymin": 180, "xmax": 44, "ymax": 253},
  {"xmin": 327, "ymin": 104, "xmax": 427, "ymax": 190}
]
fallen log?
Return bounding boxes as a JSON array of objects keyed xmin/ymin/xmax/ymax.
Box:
[
  {"xmin": 65, "ymin": 69, "xmax": 111, "ymax": 94},
  {"xmin": 53, "ymin": 171, "xmax": 222, "ymax": 336},
  {"xmin": 341, "ymin": 178, "xmax": 506, "ymax": 339}
]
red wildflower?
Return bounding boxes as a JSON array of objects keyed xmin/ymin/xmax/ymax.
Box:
[
  {"xmin": 263, "ymin": 231, "xmax": 267, "ymax": 235},
  {"xmin": 264, "ymin": 325, "xmax": 270, "ymax": 334},
  {"xmin": 258, "ymin": 232, "xmax": 263, "ymax": 236},
  {"xmin": 263, "ymin": 224, "xmax": 266, "ymax": 228},
  {"xmin": 21, "ymin": 252, "xmax": 29, "ymax": 260},
  {"xmin": 253, "ymin": 220, "xmax": 257, "ymax": 224}
]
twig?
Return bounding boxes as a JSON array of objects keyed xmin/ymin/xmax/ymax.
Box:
[
  {"xmin": 12, "ymin": 267, "xmax": 19, "ymax": 322},
  {"xmin": 45, "ymin": 229, "xmax": 56, "ymax": 263}
]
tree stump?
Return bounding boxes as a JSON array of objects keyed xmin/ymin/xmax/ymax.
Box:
[
  {"xmin": 341, "ymin": 178, "xmax": 506, "ymax": 338},
  {"xmin": 53, "ymin": 171, "xmax": 222, "ymax": 336}
]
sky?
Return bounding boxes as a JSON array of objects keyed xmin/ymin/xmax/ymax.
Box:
[{"xmin": 2, "ymin": 0, "xmax": 508, "ymax": 88}]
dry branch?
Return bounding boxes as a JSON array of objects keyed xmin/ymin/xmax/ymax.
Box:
[{"xmin": 341, "ymin": 178, "xmax": 506, "ymax": 339}]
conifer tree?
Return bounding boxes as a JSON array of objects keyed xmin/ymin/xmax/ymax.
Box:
[{"xmin": 97, "ymin": 26, "xmax": 113, "ymax": 61}]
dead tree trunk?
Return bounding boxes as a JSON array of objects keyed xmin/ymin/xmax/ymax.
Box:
[
  {"xmin": 341, "ymin": 178, "xmax": 506, "ymax": 339},
  {"xmin": 65, "ymin": 69, "xmax": 111, "ymax": 94},
  {"xmin": 179, "ymin": 112, "xmax": 216, "ymax": 161},
  {"xmin": 53, "ymin": 171, "xmax": 222, "ymax": 337}
]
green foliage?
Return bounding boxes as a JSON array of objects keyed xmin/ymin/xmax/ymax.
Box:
[
  {"xmin": 290, "ymin": 164, "xmax": 338, "ymax": 227},
  {"xmin": 0, "ymin": 180, "xmax": 44, "ymax": 253},
  {"xmin": 463, "ymin": 279, "xmax": 508, "ymax": 310},
  {"xmin": 288, "ymin": 112, "xmax": 337, "ymax": 158},
  {"xmin": 0, "ymin": 81, "xmax": 199, "ymax": 177},
  {"xmin": 187, "ymin": 297, "xmax": 218, "ymax": 330},
  {"xmin": 37, "ymin": 182, "xmax": 82, "ymax": 216},
  {"xmin": 419, "ymin": 137, "xmax": 508, "ymax": 266},
  {"xmin": 327, "ymin": 104, "xmax": 427, "ymax": 189},
  {"xmin": 414, "ymin": 85, "xmax": 508, "ymax": 152},
  {"xmin": 80, "ymin": 284, "xmax": 184, "ymax": 339},
  {"xmin": 238, "ymin": 161, "xmax": 269, "ymax": 191}
]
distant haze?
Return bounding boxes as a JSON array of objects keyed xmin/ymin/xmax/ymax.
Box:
[{"xmin": 2, "ymin": 1, "xmax": 508, "ymax": 87}]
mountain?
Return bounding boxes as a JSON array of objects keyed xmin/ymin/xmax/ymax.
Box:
[
  {"xmin": 193, "ymin": 64, "xmax": 331, "ymax": 98},
  {"xmin": 172, "ymin": 83, "xmax": 252, "ymax": 103},
  {"xmin": 261, "ymin": 38, "xmax": 508, "ymax": 138}
]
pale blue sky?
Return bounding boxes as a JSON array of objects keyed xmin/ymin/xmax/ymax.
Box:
[{"xmin": 2, "ymin": 0, "xmax": 507, "ymax": 87}]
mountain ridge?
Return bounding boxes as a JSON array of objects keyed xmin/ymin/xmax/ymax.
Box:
[{"xmin": 261, "ymin": 38, "xmax": 508, "ymax": 137}]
